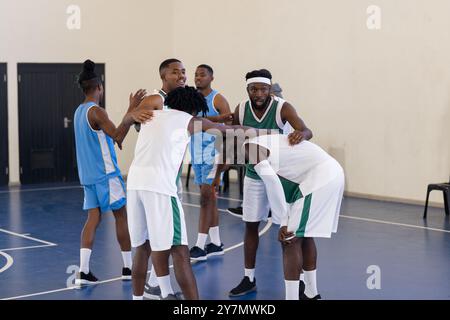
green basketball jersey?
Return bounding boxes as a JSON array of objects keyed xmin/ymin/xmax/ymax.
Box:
[{"xmin": 239, "ymin": 96, "xmax": 285, "ymax": 180}]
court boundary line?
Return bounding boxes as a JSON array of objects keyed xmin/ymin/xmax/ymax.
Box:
[
  {"xmin": 0, "ymin": 244, "xmax": 57, "ymax": 252},
  {"xmin": 1, "ymin": 189, "xmax": 449, "ymax": 299},
  {"xmin": 0, "ymin": 251, "xmax": 14, "ymax": 273},
  {"xmin": 1, "ymin": 206, "xmax": 272, "ymax": 300},
  {"xmin": 0, "ymin": 228, "xmax": 57, "ymax": 246}
]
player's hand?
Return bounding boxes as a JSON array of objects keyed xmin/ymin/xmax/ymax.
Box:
[
  {"xmin": 131, "ymin": 109, "xmax": 153, "ymax": 124},
  {"xmin": 219, "ymin": 113, "xmax": 234, "ymax": 123},
  {"xmin": 278, "ymin": 226, "xmax": 295, "ymax": 245},
  {"xmin": 129, "ymin": 89, "xmax": 147, "ymax": 109},
  {"xmin": 288, "ymin": 130, "xmax": 304, "ymax": 146}
]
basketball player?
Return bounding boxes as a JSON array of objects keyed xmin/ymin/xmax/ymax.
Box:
[
  {"xmin": 73, "ymin": 59, "xmax": 151, "ymax": 285},
  {"xmin": 229, "ymin": 69, "xmax": 314, "ymax": 297},
  {"xmin": 240, "ymin": 134, "xmax": 344, "ymax": 300},
  {"xmin": 131, "ymin": 58, "xmax": 188, "ymax": 299},
  {"xmin": 189, "ymin": 64, "xmax": 233, "ymax": 261},
  {"xmin": 127, "ymin": 86, "xmax": 259, "ymax": 300}
]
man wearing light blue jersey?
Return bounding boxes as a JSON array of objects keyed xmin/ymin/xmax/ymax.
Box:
[
  {"xmin": 189, "ymin": 64, "xmax": 233, "ymax": 261},
  {"xmin": 73, "ymin": 60, "xmax": 151, "ymax": 285}
]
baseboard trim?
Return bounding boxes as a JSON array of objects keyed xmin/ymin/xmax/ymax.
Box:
[{"xmin": 345, "ymin": 191, "xmax": 444, "ymax": 209}]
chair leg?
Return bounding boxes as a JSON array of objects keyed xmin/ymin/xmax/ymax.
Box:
[
  {"xmin": 423, "ymin": 188, "xmax": 431, "ymax": 219},
  {"xmin": 223, "ymin": 170, "xmax": 229, "ymax": 193},
  {"xmin": 186, "ymin": 164, "xmax": 191, "ymax": 188},
  {"xmin": 443, "ymin": 190, "xmax": 449, "ymax": 216}
]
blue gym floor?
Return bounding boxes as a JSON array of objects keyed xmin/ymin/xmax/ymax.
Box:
[{"xmin": 0, "ymin": 177, "xmax": 449, "ymax": 300}]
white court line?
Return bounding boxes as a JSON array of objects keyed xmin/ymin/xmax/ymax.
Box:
[
  {"xmin": 0, "ymin": 251, "xmax": 14, "ymax": 273},
  {"xmin": 340, "ymin": 215, "xmax": 450, "ymax": 234},
  {"xmin": 1, "ymin": 202, "xmax": 272, "ymax": 300},
  {"xmin": 0, "ymin": 186, "xmax": 82, "ymax": 194},
  {"xmin": 0, "ymin": 244, "xmax": 57, "ymax": 252},
  {"xmin": 0, "ymin": 228, "xmax": 57, "ymax": 246}
]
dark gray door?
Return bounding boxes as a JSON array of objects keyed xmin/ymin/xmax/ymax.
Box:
[
  {"xmin": 18, "ymin": 63, "xmax": 105, "ymax": 184},
  {"xmin": 0, "ymin": 63, "xmax": 8, "ymax": 185}
]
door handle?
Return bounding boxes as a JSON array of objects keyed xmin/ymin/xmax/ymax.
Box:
[{"xmin": 64, "ymin": 117, "xmax": 72, "ymax": 128}]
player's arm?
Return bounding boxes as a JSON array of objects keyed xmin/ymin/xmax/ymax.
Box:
[
  {"xmin": 89, "ymin": 90, "xmax": 152, "ymax": 149},
  {"xmin": 133, "ymin": 94, "xmax": 164, "ymax": 131},
  {"xmin": 280, "ymin": 102, "xmax": 313, "ymax": 145},
  {"xmin": 188, "ymin": 117, "xmax": 254, "ymax": 136},
  {"xmin": 205, "ymin": 94, "xmax": 233, "ymax": 124},
  {"xmin": 232, "ymin": 104, "xmax": 240, "ymax": 125}
]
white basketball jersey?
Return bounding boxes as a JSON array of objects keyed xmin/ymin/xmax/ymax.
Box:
[
  {"xmin": 127, "ymin": 109, "xmax": 192, "ymax": 196},
  {"xmin": 246, "ymin": 134, "xmax": 343, "ymax": 196}
]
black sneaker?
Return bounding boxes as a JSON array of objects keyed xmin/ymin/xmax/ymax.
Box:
[
  {"xmin": 229, "ymin": 276, "xmax": 257, "ymax": 297},
  {"xmin": 75, "ymin": 271, "xmax": 98, "ymax": 285},
  {"xmin": 205, "ymin": 243, "xmax": 224, "ymax": 257},
  {"xmin": 122, "ymin": 267, "xmax": 132, "ymax": 280},
  {"xmin": 299, "ymin": 280, "xmax": 305, "ymax": 297},
  {"xmin": 300, "ymin": 292, "xmax": 322, "ymax": 300},
  {"xmin": 227, "ymin": 206, "xmax": 243, "ymax": 218},
  {"xmin": 143, "ymin": 284, "xmax": 161, "ymax": 300},
  {"xmin": 190, "ymin": 246, "xmax": 207, "ymax": 261},
  {"xmin": 161, "ymin": 292, "xmax": 184, "ymax": 300}
]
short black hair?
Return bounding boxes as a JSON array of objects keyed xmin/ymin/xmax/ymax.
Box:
[
  {"xmin": 165, "ymin": 86, "xmax": 208, "ymax": 116},
  {"xmin": 159, "ymin": 58, "xmax": 181, "ymax": 74},
  {"xmin": 197, "ymin": 64, "xmax": 214, "ymax": 75},
  {"xmin": 245, "ymin": 69, "xmax": 272, "ymax": 81},
  {"xmin": 78, "ymin": 59, "xmax": 101, "ymax": 93}
]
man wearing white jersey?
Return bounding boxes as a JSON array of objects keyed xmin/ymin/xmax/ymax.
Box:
[
  {"xmin": 238, "ymin": 134, "xmax": 345, "ymax": 300},
  {"xmin": 127, "ymin": 86, "xmax": 257, "ymax": 300},
  {"xmin": 131, "ymin": 58, "xmax": 187, "ymax": 299}
]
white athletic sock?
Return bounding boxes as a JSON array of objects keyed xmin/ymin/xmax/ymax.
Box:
[
  {"xmin": 195, "ymin": 233, "xmax": 208, "ymax": 249},
  {"xmin": 300, "ymin": 273, "xmax": 305, "ymax": 282},
  {"xmin": 285, "ymin": 280, "xmax": 300, "ymax": 300},
  {"xmin": 254, "ymin": 160, "xmax": 288, "ymax": 224},
  {"xmin": 304, "ymin": 270, "xmax": 318, "ymax": 297},
  {"xmin": 244, "ymin": 268, "xmax": 255, "ymax": 282},
  {"xmin": 80, "ymin": 248, "xmax": 91, "ymax": 274},
  {"xmin": 121, "ymin": 251, "xmax": 132, "ymax": 269},
  {"xmin": 209, "ymin": 226, "xmax": 221, "ymax": 246},
  {"xmin": 132, "ymin": 295, "xmax": 143, "ymax": 300},
  {"xmin": 147, "ymin": 265, "xmax": 159, "ymax": 287},
  {"xmin": 157, "ymin": 275, "xmax": 174, "ymax": 298}
]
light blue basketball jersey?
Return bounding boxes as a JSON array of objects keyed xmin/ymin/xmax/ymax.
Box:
[
  {"xmin": 190, "ymin": 90, "xmax": 220, "ymax": 165},
  {"xmin": 74, "ymin": 102, "xmax": 121, "ymax": 185}
]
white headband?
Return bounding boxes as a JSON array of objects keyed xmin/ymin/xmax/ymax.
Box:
[{"xmin": 246, "ymin": 77, "xmax": 271, "ymax": 85}]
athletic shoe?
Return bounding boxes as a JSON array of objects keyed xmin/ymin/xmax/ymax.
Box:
[
  {"xmin": 300, "ymin": 293, "xmax": 322, "ymax": 300},
  {"xmin": 122, "ymin": 267, "xmax": 132, "ymax": 280},
  {"xmin": 227, "ymin": 206, "xmax": 243, "ymax": 218},
  {"xmin": 229, "ymin": 276, "xmax": 257, "ymax": 297},
  {"xmin": 143, "ymin": 284, "xmax": 161, "ymax": 300},
  {"xmin": 161, "ymin": 292, "xmax": 184, "ymax": 300},
  {"xmin": 75, "ymin": 271, "xmax": 98, "ymax": 285},
  {"xmin": 190, "ymin": 246, "xmax": 207, "ymax": 261},
  {"xmin": 299, "ymin": 280, "xmax": 305, "ymax": 297},
  {"xmin": 205, "ymin": 242, "xmax": 224, "ymax": 257}
]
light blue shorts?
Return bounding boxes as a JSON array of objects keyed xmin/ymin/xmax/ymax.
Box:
[{"xmin": 83, "ymin": 175, "xmax": 126, "ymax": 213}]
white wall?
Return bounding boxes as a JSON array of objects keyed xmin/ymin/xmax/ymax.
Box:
[
  {"xmin": 0, "ymin": 0, "xmax": 174, "ymax": 184},
  {"xmin": 172, "ymin": 0, "xmax": 450, "ymax": 205},
  {"xmin": 1, "ymin": 0, "xmax": 449, "ymax": 205}
]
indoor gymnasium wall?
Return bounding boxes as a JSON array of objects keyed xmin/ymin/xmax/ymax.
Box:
[
  {"xmin": 172, "ymin": 0, "xmax": 450, "ymax": 206},
  {"xmin": 0, "ymin": 0, "xmax": 174, "ymax": 184},
  {"xmin": 1, "ymin": 0, "xmax": 449, "ymax": 206}
]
